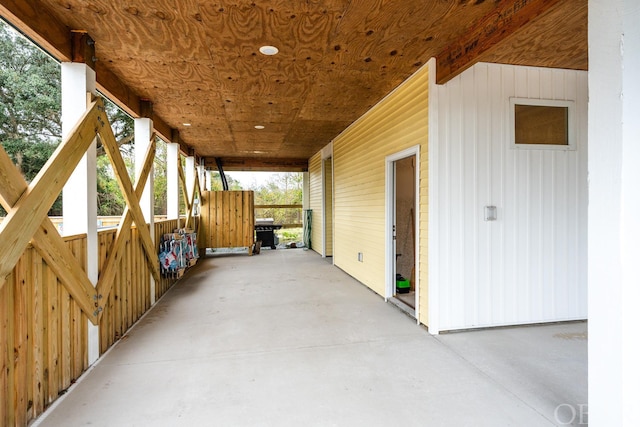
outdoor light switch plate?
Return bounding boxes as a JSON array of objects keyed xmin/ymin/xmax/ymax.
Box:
[{"xmin": 484, "ymin": 206, "xmax": 497, "ymax": 221}]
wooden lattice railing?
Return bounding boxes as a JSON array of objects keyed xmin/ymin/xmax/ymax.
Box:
[
  {"xmin": 0, "ymin": 98, "xmax": 202, "ymax": 426},
  {"xmin": 0, "ymin": 98, "xmax": 161, "ymax": 323},
  {"xmin": 0, "ymin": 220, "xmax": 189, "ymax": 425}
]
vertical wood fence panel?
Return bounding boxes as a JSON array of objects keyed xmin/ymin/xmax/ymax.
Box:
[
  {"xmin": 97, "ymin": 226, "xmax": 152, "ymax": 355},
  {"xmin": 0, "ymin": 235, "xmax": 89, "ymax": 427},
  {"xmin": 200, "ymin": 191, "xmax": 254, "ymax": 250},
  {"xmin": 0, "ymin": 217, "xmax": 198, "ymax": 426}
]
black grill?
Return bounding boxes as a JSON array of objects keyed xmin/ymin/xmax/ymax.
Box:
[{"xmin": 255, "ymin": 219, "xmax": 282, "ymax": 249}]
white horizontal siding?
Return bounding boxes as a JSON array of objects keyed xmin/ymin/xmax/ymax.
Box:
[{"xmin": 432, "ymin": 63, "xmax": 588, "ymax": 331}]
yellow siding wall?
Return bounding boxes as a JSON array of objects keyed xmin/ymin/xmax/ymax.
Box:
[
  {"xmin": 324, "ymin": 158, "xmax": 333, "ymax": 256},
  {"xmin": 308, "ymin": 152, "xmax": 323, "ymax": 254},
  {"xmin": 331, "ymin": 65, "xmax": 430, "ymax": 325}
]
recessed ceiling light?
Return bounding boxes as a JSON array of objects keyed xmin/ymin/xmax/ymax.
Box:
[
  {"xmin": 183, "ymin": 123, "xmax": 191, "ymax": 126},
  {"xmin": 259, "ymin": 45, "xmax": 279, "ymax": 56},
  {"xmin": 254, "ymin": 125, "xmax": 265, "ymax": 130}
]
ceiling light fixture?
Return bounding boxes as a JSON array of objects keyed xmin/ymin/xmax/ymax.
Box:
[
  {"xmin": 183, "ymin": 123, "xmax": 191, "ymax": 126},
  {"xmin": 254, "ymin": 125, "xmax": 265, "ymax": 130},
  {"xmin": 259, "ymin": 45, "xmax": 279, "ymax": 56}
]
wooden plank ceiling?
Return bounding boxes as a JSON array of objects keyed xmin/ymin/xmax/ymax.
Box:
[{"xmin": 0, "ymin": 0, "xmax": 587, "ymax": 171}]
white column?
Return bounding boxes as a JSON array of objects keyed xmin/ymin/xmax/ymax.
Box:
[
  {"xmin": 167, "ymin": 142, "xmax": 180, "ymax": 220},
  {"xmin": 205, "ymin": 170, "xmax": 211, "ymax": 191},
  {"xmin": 302, "ymin": 171, "xmax": 310, "ymax": 249},
  {"xmin": 197, "ymin": 162, "xmax": 205, "ymax": 192},
  {"xmin": 135, "ymin": 118, "xmax": 156, "ymax": 304},
  {"xmin": 302, "ymin": 172, "xmax": 310, "ymax": 210},
  {"xmin": 195, "ymin": 164, "xmax": 205, "ymax": 216},
  {"xmin": 185, "ymin": 156, "xmax": 196, "ymax": 227},
  {"xmin": 61, "ymin": 62, "xmax": 100, "ymax": 364},
  {"xmin": 589, "ymin": 1, "xmax": 640, "ymax": 425},
  {"xmin": 185, "ymin": 156, "xmax": 196, "ymax": 201}
]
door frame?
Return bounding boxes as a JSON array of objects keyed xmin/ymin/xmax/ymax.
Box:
[
  {"xmin": 385, "ymin": 145, "xmax": 420, "ymax": 322},
  {"xmin": 321, "ymin": 156, "xmax": 333, "ymax": 259}
]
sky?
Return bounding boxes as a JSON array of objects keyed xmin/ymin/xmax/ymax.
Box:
[{"xmin": 225, "ymin": 171, "xmax": 277, "ymax": 190}]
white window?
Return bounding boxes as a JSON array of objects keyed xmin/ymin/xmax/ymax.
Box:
[{"xmin": 510, "ymin": 98, "xmax": 576, "ymax": 150}]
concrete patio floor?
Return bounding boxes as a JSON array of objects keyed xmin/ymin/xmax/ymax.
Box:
[{"xmin": 33, "ymin": 248, "xmax": 587, "ymax": 427}]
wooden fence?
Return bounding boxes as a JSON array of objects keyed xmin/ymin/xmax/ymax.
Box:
[
  {"xmin": 0, "ymin": 219, "xmax": 190, "ymax": 426},
  {"xmin": 200, "ymin": 191, "xmax": 254, "ymax": 251},
  {"xmin": 1, "ymin": 234, "xmax": 89, "ymax": 425},
  {"xmin": 0, "ymin": 98, "xmax": 203, "ymax": 426},
  {"xmin": 97, "ymin": 227, "xmax": 150, "ymax": 354}
]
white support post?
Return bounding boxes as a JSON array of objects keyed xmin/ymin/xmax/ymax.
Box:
[
  {"xmin": 61, "ymin": 62, "xmax": 100, "ymax": 365},
  {"xmin": 197, "ymin": 161, "xmax": 205, "ymax": 192},
  {"xmin": 135, "ymin": 118, "xmax": 156, "ymax": 304},
  {"xmin": 185, "ymin": 156, "xmax": 196, "ymax": 201},
  {"xmin": 196, "ymin": 162, "xmax": 205, "ymax": 213},
  {"xmin": 167, "ymin": 142, "xmax": 180, "ymax": 220},
  {"xmin": 302, "ymin": 172, "xmax": 310, "ymax": 210},
  {"xmin": 589, "ymin": 1, "xmax": 640, "ymax": 425},
  {"xmin": 205, "ymin": 170, "xmax": 211, "ymax": 191},
  {"xmin": 185, "ymin": 156, "xmax": 196, "ymax": 229}
]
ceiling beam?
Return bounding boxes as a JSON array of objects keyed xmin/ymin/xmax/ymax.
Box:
[
  {"xmin": 0, "ymin": 0, "xmax": 72, "ymax": 60},
  {"xmin": 204, "ymin": 157, "xmax": 309, "ymax": 172},
  {"xmin": 0, "ymin": 1, "xmax": 179, "ymax": 152},
  {"xmin": 93, "ymin": 60, "xmax": 142, "ymax": 118},
  {"xmin": 435, "ymin": 0, "xmax": 563, "ymax": 84},
  {"xmin": 168, "ymin": 129, "xmax": 192, "ymax": 157}
]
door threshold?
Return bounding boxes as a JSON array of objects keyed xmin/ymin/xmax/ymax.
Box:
[{"xmin": 388, "ymin": 297, "xmax": 416, "ymax": 319}]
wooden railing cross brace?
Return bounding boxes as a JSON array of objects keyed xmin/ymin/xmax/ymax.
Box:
[
  {"xmin": 95, "ymin": 136, "xmax": 156, "ymax": 319},
  {"xmin": 0, "ymin": 101, "xmax": 103, "ymax": 324},
  {"xmin": 96, "ymin": 108, "xmax": 161, "ymax": 286}
]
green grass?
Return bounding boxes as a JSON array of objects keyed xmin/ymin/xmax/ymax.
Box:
[{"xmin": 276, "ymin": 227, "xmax": 302, "ymax": 243}]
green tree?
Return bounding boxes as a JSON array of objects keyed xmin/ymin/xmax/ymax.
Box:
[
  {"xmin": 0, "ymin": 22, "xmax": 60, "ymax": 146},
  {"xmin": 95, "ymin": 97, "xmax": 137, "ymax": 216},
  {"xmin": 0, "ymin": 19, "xmax": 149, "ymax": 218},
  {"xmin": 0, "ymin": 19, "xmax": 62, "ymax": 215},
  {"xmin": 97, "ymin": 154, "xmax": 125, "ymax": 215},
  {"xmin": 253, "ymin": 172, "xmax": 303, "ymax": 225},
  {"xmin": 209, "ymin": 171, "xmax": 243, "ymax": 191}
]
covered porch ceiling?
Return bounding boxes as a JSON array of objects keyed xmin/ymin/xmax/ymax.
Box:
[{"xmin": 0, "ymin": 0, "xmax": 587, "ymax": 171}]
